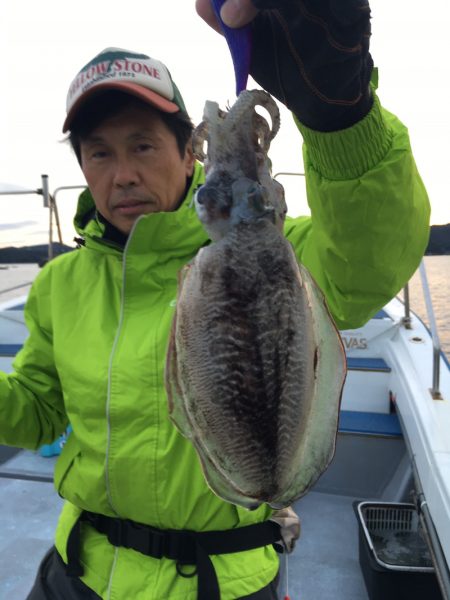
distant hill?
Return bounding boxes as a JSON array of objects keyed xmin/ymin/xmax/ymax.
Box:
[
  {"xmin": 426, "ymin": 224, "xmax": 450, "ymax": 255},
  {"xmin": 0, "ymin": 224, "xmax": 448, "ymax": 264},
  {"xmin": 0, "ymin": 243, "xmax": 74, "ymax": 266}
]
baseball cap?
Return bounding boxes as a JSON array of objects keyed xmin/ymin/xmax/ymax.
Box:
[{"xmin": 63, "ymin": 47, "xmax": 187, "ymax": 132}]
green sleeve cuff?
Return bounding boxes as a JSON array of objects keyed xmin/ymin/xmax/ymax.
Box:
[{"xmin": 295, "ymin": 93, "xmax": 394, "ymax": 180}]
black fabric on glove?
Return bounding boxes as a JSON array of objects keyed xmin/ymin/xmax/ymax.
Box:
[{"xmin": 249, "ymin": 0, "xmax": 374, "ymax": 131}]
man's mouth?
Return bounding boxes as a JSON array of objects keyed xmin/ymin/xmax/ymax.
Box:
[{"xmin": 113, "ymin": 199, "xmax": 152, "ymax": 216}]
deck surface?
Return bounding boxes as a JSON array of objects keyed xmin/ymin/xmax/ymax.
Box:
[
  {"xmin": 0, "ymin": 450, "xmax": 61, "ymax": 599},
  {"xmin": 290, "ymin": 492, "xmax": 368, "ymax": 600}
]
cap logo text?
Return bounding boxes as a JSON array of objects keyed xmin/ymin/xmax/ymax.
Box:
[{"xmin": 68, "ymin": 59, "xmax": 163, "ymax": 104}]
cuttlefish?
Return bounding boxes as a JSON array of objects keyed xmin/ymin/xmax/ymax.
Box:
[{"xmin": 165, "ymin": 90, "xmax": 346, "ymax": 509}]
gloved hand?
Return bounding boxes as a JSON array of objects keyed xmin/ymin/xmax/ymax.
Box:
[
  {"xmin": 270, "ymin": 506, "xmax": 301, "ymax": 553},
  {"xmin": 197, "ymin": 0, "xmax": 374, "ymax": 132}
]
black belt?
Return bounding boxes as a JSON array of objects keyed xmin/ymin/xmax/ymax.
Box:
[{"xmin": 66, "ymin": 510, "xmax": 282, "ymax": 600}]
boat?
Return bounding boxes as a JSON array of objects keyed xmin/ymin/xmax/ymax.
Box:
[{"xmin": 0, "ymin": 180, "xmax": 449, "ymax": 599}]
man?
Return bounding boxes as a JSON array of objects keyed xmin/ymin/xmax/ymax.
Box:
[{"xmin": 1, "ymin": 1, "xmax": 430, "ymax": 598}]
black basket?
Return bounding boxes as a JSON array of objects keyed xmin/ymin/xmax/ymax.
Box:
[{"xmin": 355, "ymin": 502, "xmax": 442, "ymax": 600}]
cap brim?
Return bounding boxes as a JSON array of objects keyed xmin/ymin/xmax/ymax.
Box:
[{"xmin": 62, "ymin": 81, "xmax": 180, "ymax": 133}]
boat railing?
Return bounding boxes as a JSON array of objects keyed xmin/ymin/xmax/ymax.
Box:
[
  {"xmin": 0, "ymin": 176, "xmax": 86, "ymax": 263},
  {"xmin": 53, "ymin": 185, "xmax": 87, "ymax": 201},
  {"xmin": 419, "ymin": 260, "xmax": 443, "ymax": 399},
  {"xmin": 273, "ymin": 171, "xmax": 306, "ymax": 179},
  {"xmin": 48, "ymin": 185, "xmax": 86, "ymax": 260},
  {"xmin": 402, "ymin": 259, "xmax": 443, "ymax": 399},
  {"xmin": 0, "ymin": 175, "xmax": 52, "ymax": 205}
]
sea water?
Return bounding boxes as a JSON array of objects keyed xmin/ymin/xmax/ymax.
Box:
[
  {"xmin": 371, "ymin": 529, "xmax": 434, "ymax": 568},
  {"xmin": 406, "ymin": 255, "xmax": 450, "ymax": 360}
]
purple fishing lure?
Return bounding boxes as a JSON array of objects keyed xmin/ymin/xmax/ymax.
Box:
[{"xmin": 211, "ymin": 0, "xmax": 252, "ymax": 94}]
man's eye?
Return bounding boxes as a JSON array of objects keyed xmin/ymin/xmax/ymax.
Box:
[
  {"xmin": 91, "ymin": 150, "xmax": 108, "ymax": 159},
  {"xmin": 136, "ymin": 143, "xmax": 153, "ymax": 153}
]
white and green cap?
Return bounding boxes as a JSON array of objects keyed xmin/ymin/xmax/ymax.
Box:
[{"xmin": 63, "ymin": 47, "xmax": 187, "ymax": 132}]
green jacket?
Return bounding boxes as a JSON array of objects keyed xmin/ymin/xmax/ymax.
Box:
[{"xmin": 0, "ymin": 94, "xmax": 430, "ymax": 599}]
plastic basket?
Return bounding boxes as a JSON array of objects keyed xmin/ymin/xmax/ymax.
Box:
[{"xmin": 355, "ymin": 501, "xmax": 442, "ymax": 600}]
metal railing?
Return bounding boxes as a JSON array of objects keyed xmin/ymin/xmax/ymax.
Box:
[
  {"xmin": 273, "ymin": 171, "xmax": 305, "ymax": 179},
  {"xmin": 0, "ymin": 174, "xmax": 51, "ymax": 206},
  {"xmin": 402, "ymin": 258, "xmax": 443, "ymax": 399},
  {"xmin": 48, "ymin": 185, "xmax": 86, "ymax": 260},
  {"xmin": 419, "ymin": 260, "xmax": 443, "ymax": 399},
  {"xmin": 0, "ymin": 176, "xmax": 86, "ymax": 263},
  {"xmin": 1, "ymin": 174, "xmax": 54, "ymax": 262}
]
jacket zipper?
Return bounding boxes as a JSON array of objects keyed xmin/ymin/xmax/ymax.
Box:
[{"xmin": 104, "ymin": 219, "xmax": 140, "ymax": 514}]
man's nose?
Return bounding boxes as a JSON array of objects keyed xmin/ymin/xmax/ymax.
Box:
[{"xmin": 113, "ymin": 157, "xmax": 139, "ymax": 188}]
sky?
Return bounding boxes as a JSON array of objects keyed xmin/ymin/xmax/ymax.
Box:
[{"xmin": 0, "ymin": 0, "xmax": 449, "ymax": 248}]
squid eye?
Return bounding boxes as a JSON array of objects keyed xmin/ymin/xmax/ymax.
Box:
[
  {"xmin": 247, "ymin": 184, "xmax": 262, "ymax": 202},
  {"xmin": 231, "ymin": 177, "xmax": 258, "ymax": 202},
  {"xmin": 195, "ymin": 186, "xmax": 210, "ymax": 206}
]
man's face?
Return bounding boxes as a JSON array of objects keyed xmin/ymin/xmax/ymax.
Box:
[{"xmin": 80, "ymin": 104, "xmax": 195, "ymax": 234}]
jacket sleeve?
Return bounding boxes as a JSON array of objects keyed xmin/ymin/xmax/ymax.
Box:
[
  {"xmin": 0, "ymin": 270, "xmax": 68, "ymax": 449},
  {"xmin": 284, "ymin": 92, "xmax": 431, "ymax": 330}
]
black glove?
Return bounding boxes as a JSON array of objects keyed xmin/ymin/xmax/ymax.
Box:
[{"xmin": 249, "ymin": 0, "xmax": 374, "ymax": 131}]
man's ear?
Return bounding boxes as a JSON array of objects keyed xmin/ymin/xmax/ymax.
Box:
[{"xmin": 185, "ymin": 143, "xmax": 196, "ymax": 177}]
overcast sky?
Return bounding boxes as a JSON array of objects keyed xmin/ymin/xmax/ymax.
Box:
[{"xmin": 0, "ymin": 0, "xmax": 449, "ymax": 247}]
